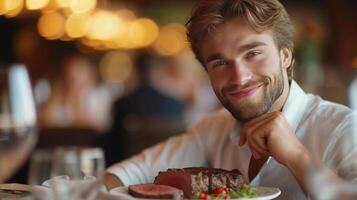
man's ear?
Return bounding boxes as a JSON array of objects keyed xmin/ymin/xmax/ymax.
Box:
[{"xmin": 280, "ymin": 47, "xmax": 293, "ymax": 70}]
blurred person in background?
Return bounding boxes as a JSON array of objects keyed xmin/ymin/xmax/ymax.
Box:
[
  {"xmin": 103, "ymin": 0, "xmax": 357, "ymax": 199},
  {"xmin": 39, "ymin": 54, "xmax": 112, "ymax": 132},
  {"xmin": 103, "ymin": 51, "xmax": 186, "ymax": 166}
]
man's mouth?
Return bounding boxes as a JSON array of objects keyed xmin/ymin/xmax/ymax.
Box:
[{"xmin": 228, "ymin": 84, "xmax": 263, "ymax": 99}]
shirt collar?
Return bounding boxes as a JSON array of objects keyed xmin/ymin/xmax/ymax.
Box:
[{"xmin": 282, "ymin": 80, "xmax": 309, "ymax": 133}]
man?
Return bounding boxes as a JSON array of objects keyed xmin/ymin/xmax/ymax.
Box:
[{"xmin": 104, "ymin": 0, "xmax": 357, "ymax": 199}]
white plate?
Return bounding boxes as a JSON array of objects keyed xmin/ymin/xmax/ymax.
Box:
[
  {"xmin": 0, "ymin": 183, "xmax": 53, "ymax": 199},
  {"xmin": 110, "ymin": 186, "xmax": 281, "ymax": 200},
  {"xmin": 0, "ymin": 183, "xmax": 33, "ymax": 198},
  {"xmin": 234, "ymin": 186, "xmax": 281, "ymax": 200}
]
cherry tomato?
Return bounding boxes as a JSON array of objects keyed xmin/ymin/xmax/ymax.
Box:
[
  {"xmin": 199, "ymin": 192, "xmax": 211, "ymax": 200},
  {"xmin": 223, "ymin": 194, "xmax": 231, "ymax": 200},
  {"xmin": 212, "ymin": 187, "xmax": 228, "ymax": 195}
]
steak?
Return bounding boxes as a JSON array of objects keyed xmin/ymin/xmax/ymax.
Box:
[
  {"xmin": 154, "ymin": 167, "xmax": 245, "ymax": 198},
  {"xmin": 128, "ymin": 183, "xmax": 184, "ymax": 199}
]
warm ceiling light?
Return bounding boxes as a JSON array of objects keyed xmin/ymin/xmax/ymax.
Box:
[
  {"xmin": 0, "ymin": 2, "xmax": 6, "ymax": 15},
  {"xmin": 26, "ymin": 0, "xmax": 50, "ymax": 10},
  {"xmin": 56, "ymin": 0, "xmax": 72, "ymax": 8},
  {"xmin": 65, "ymin": 13, "xmax": 91, "ymax": 38},
  {"xmin": 40, "ymin": 0, "xmax": 58, "ymax": 13},
  {"xmin": 154, "ymin": 23, "xmax": 188, "ymax": 56},
  {"xmin": 117, "ymin": 9, "xmax": 136, "ymax": 21},
  {"xmin": 3, "ymin": 0, "xmax": 24, "ymax": 18},
  {"xmin": 70, "ymin": 0, "xmax": 96, "ymax": 14},
  {"xmin": 37, "ymin": 12, "xmax": 66, "ymax": 40},
  {"xmin": 128, "ymin": 18, "xmax": 159, "ymax": 47},
  {"xmin": 80, "ymin": 37, "xmax": 102, "ymax": 48},
  {"xmin": 4, "ymin": 0, "xmax": 21, "ymax": 11},
  {"xmin": 86, "ymin": 10, "xmax": 125, "ymax": 41}
]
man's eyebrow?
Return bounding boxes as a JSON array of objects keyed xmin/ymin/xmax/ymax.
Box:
[
  {"xmin": 238, "ymin": 41, "xmax": 267, "ymax": 53},
  {"xmin": 205, "ymin": 41, "xmax": 267, "ymax": 64},
  {"xmin": 205, "ymin": 53, "xmax": 223, "ymax": 64}
]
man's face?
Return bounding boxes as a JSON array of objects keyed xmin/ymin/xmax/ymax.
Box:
[{"xmin": 201, "ymin": 18, "xmax": 290, "ymax": 122}]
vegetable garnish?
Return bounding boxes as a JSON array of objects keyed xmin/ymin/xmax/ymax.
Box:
[
  {"xmin": 193, "ymin": 185, "xmax": 257, "ymax": 200},
  {"xmin": 229, "ymin": 185, "xmax": 257, "ymax": 198}
]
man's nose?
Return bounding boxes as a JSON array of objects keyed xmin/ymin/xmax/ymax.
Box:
[{"xmin": 229, "ymin": 61, "xmax": 252, "ymax": 85}]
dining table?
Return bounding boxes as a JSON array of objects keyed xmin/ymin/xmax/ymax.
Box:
[{"xmin": 0, "ymin": 183, "xmax": 132, "ymax": 200}]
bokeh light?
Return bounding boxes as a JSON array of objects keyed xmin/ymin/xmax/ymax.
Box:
[
  {"xmin": 70, "ymin": 0, "xmax": 96, "ymax": 14},
  {"xmin": 37, "ymin": 11, "xmax": 66, "ymax": 40},
  {"xmin": 80, "ymin": 37, "xmax": 102, "ymax": 49},
  {"xmin": 153, "ymin": 23, "xmax": 188, "ymax": 56},
  {"xmin": 86, "ymin": 10, "xmax": 125, "ymax": 41},
  {"xmin": 40, "ymin": 0, "xmax": 58, "ymax": 13},
  {"xmin": 56, "ymin": 0, "xmax": 71, "ymax": 8},
  {"xmin": 128, "ymin": 18, "xmax": 159, "ymax": 48},
  {"xmin": 3, "ymin": 0, "xmax": 24, "ymax": 18},
  {"xmin": 116, "ymin": 9, "xmax": 136, "ymax": 22},
  {"xmin": 65, "ymin": 13, "xmax": 91, "ymax": 38},
  {"xmin": 26, "ymin": 0, "xmax": 50, "ymax": 10}
]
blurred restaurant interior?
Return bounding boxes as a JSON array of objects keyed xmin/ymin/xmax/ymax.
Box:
[{"xmin": 0, "ymin": 0, "xmax": 356, "ymax": 184}]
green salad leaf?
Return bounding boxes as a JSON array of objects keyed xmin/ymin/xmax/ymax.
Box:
[
  {"xmin": 191, "ymin": 185, "xmax": 257, "ymax": 199},
  {"xmin": 229, "ymin": 185, "xmax": 257, "ymax": 198}
]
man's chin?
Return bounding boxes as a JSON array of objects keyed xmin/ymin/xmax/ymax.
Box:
[
  {"xmin": 219, "ymin": 96, "xmax": 270, "ymax": 122},
  {"xmin": 228, "ymin": 105, "xmax": 269, "ymax": 122},
  {"xmin": 231, "ymin": 110, "xmax": 262, "ymax": 122}
]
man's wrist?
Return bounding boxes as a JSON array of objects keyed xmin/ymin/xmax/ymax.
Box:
[
  {"xmin": 104, "ymin": 173, "xmax": 124, "ymax": 191},
  {"xmin": 287, "ymin": 148, "xmax": 312, "ymax": 178}
]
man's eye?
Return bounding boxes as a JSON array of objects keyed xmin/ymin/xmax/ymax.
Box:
[
  {"xmin": 245, "ymin": 51, "xmax": 261, "ymax": 59},
  {"xmin": 213, "ymin": 60, "xmax": 228, "ymax": 68}
]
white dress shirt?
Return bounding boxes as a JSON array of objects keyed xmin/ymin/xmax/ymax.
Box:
[{"xmin": 106, "ymin": 81, "xmax": 357, "ymax": 200}]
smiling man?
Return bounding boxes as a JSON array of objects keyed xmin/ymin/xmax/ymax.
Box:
[
  {"xmin": 201, "ymin": 18, "xmax": 289, "ymax": 123},
  {"xmin": 104, "ymin": 0, "xmax": 357, "ymax": 199}
]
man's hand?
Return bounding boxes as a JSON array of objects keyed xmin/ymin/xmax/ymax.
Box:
[
  {"xmin": 239, "ymin": 111, "xmax": 308, "ymax": 167},
  {"xmin": 239, "ymin": 111, "xmax": 315, "ymax": 194}
]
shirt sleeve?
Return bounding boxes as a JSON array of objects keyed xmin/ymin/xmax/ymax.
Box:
[{"xmin": 105, "ymin": 127, "xmax": 208, "ymax": 186}]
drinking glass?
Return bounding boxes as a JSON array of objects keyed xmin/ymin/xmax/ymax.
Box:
[
  {"xmin": 28, "ymin": 149, "xmax": 55, "ymax": 200},
  {"xmin": 28, "ymin": 147, "xmax": 105, "ymax": 200},
  {"xmin": 0, "ymin": 64, "xmax": 37, "ymax": 183},
  {"xmin": 51, "ymin": 147, "xmax": 105, "ymax": 200}
]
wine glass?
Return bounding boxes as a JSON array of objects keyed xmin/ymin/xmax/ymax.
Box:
[{"xmin": 0, "ymin": 64, "xmax": 37, "ymax": 183}]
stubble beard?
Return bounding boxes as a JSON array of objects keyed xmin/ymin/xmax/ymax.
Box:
[{"xmin": 216, "ymin": 67, "xmax": 285, "ymax": 123}]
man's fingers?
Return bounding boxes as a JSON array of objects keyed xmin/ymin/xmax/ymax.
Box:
[
  {"xmin": 240, "ymin": 112, "xmax": 285, "ymax": 148},
  {"xmin": 241, "ymin": 112, "xmax": 276, "ymax": 139},
  {"xmin": 255, "ymin": 134, "xmax": 269, "ymax": 151},
  {"xmin": 239, "ymin": 132, "xmax": 246, "ymax": 146},
  {"xmin": 248, "ymin": 138, "xmax": 269, "ymax": 155},
  {"xmin": 240, "ymin": 114, "xmax": 274, "ymax": 146},
  {"xmin": 251, "ymin": 150, "xmax": 265, "ymax": 160}
]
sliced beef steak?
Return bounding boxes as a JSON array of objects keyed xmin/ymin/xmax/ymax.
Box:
[
  {"xmin": 154, "ymin": 167, "xmax": 245, "ymax": 198},
  {"xmin": 128, "ymin": 183, "xmax": 183, "ymax": 199}
]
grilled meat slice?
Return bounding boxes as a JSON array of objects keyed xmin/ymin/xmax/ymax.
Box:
[
  {"xmin": 154, "ymin": 167, "xmax": 244, "ymax": 198},
  {"xmin": 128, "ymin": 183, "xmax": 183, "ymax": 199}
]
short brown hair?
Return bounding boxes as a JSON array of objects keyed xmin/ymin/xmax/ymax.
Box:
[{"xmin": 186, "ymin": 0, "xmax": 295, "ymax": 80}]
